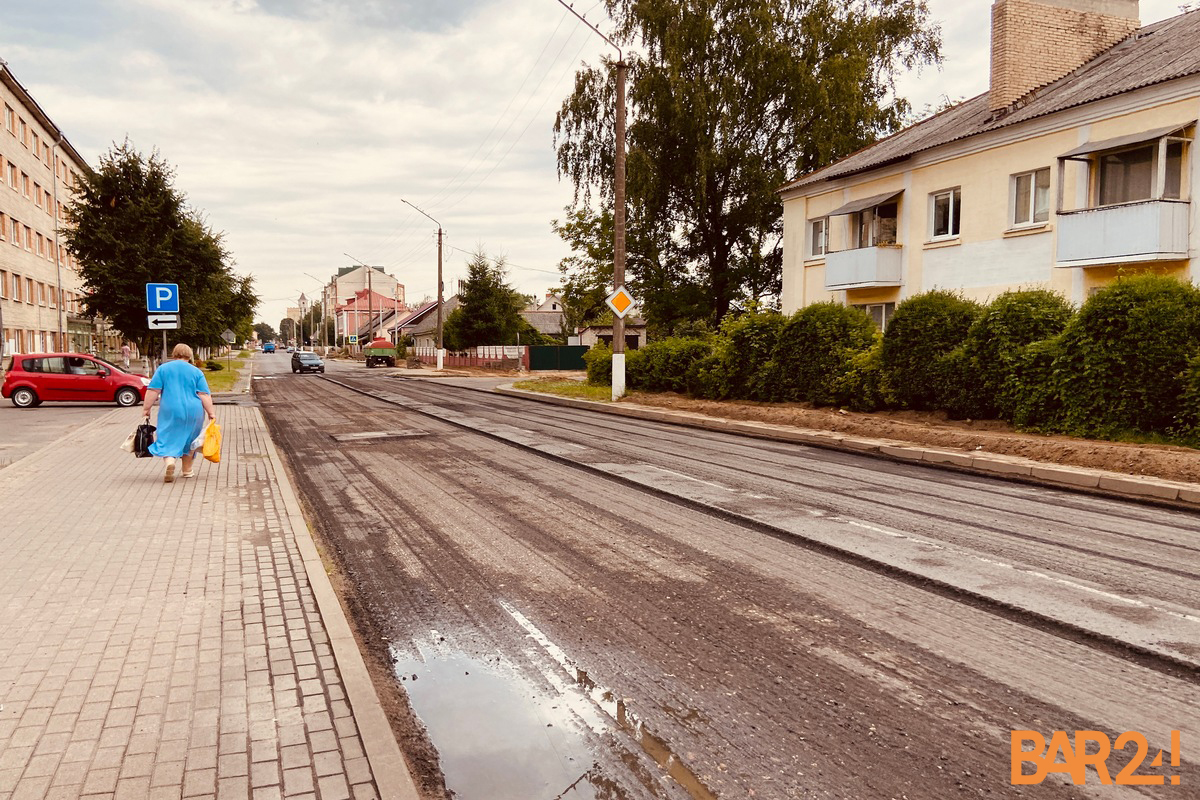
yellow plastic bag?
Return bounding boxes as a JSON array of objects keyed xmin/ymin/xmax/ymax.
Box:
[{"xmin": 202, "ymin": 420, "xmax": 221, "ymax": 463}]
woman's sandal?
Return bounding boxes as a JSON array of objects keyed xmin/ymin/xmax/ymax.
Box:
[
  {"xmin": 164, "ymin": 458, "xmax": 176, "ymax": 483},
  {"xmin": 181, "ymin": 471, "xmax": 195, "ymax": 478}
]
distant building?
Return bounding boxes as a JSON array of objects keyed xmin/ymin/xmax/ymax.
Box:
[
  {"xmin": 0, "ymin": 62, "xmax": 94, "ymax": 356},
  {"xmin": 578, "ymin": 318, "xmax": 647, "ymax": 351},
  {"xmin": 781, "ymin": 0, "xmax": 1200, "ymax": 326},
  {"xmin": 336, "ymin": 289, "xmax": 407, "ymax": 344},
  {"xmin": 521, "ymin": 291, "xmax": 566, "ymax": 341}
]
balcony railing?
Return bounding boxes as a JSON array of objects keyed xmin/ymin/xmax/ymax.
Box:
[
  {"xmin": 824, "ymin": 245, "xmax": 904, "ymax": 290},
  {"xmin": 1056, "ymin": 200, "xmax": 1189, "ymax": 265}
]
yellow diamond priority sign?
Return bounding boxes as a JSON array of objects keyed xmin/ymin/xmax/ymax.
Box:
[{"xmin": 605, "ymin": 286, "xmax": 635, "ymax": 318}]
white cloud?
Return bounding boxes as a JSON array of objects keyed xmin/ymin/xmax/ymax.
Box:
[{"xmin": 3, "ymin": 0, "xmax": 1190, "ymax": 326}]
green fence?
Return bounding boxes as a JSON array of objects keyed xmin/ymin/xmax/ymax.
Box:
[{"xmin": 528, "ymin": 345, "xmax": 589, "ymax": 371}]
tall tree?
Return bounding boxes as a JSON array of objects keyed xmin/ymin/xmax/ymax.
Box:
[
  {"xmin": 62, "ymin": 141, "xmax": 257, "ymax": 356},
  {"xmin": 254, "ymin": 322, "xmax": 278, "ymax": 342},
  {"xmin": 555, "ymin": 0, "xmax": 940, "ymax": 323},
  {"xmin": 441, "ymin": 250, "xmax": 526, "ymax": 349}
]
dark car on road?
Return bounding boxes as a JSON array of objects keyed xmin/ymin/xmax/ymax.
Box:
[
  {"xmin": 291, "ymin": 351, "xmax": 325, "ymax": 374},
  {"xmin": 2, "ymin": 353, "xmax": 149, "ymax": 408}
]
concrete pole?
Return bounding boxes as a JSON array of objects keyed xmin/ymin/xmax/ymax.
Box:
[
  {"xmin": 436, "ymin": 227, "xmax": 444, "ymax": 370},
  {"xmin": 611, "ymin": 59, "xmax": 628, "ymax": 400}
]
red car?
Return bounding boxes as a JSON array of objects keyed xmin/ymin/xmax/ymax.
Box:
[{"xmin": 2, "ymin": 352, "xmax": 149, "ymax": 408}]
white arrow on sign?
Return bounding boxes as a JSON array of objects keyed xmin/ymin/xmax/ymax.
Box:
[{"xmin": 148, "ymin": 314, "xmax": 180, "ymax": 330}]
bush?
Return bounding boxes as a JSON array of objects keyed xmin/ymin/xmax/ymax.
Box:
[
  {"xmin": 583, "ymin": 341, "xmax": 612, "ymax": 385},
  {"xmin": 1006, "ymin": 338, "xmax": 1064, "ymax": 431},
  {"xmin": 773, "ymin": 303, "xmax": 877, "ymax": 406},
  {"xmin": 948, "ymin": 288, "xmax": 1075, "ymax": 419},
  {"xmin": 205, "ymin": 360, "xmax": 224, "ymax": 371},
  {"xmin": 628, "ymin": 338, "xmax": 712, "ymax": 393},
  {"xmin": 1175, "ymin": 354, "xmax": 1200, "ymax": 441},
  {"xmin": 833, "ymin": 334, "xmax": 895, "ymax": 411},
  {"xmin": 701, "ymin": 311, "xmax": 787, "ymax": 400},
  {"xmin": 881, "ymin": 290, "xmax": 984, "ymax": 410},
  {"xmin": 1052, "ymin": 274, "xmax": 1200, "ymax": 437}
]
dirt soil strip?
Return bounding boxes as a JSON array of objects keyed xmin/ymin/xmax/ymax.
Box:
[
  {"xmin": 342, "ymin": 376, "xmax": 1200, "ymax": 675},
  {"xmin": 259, "ymin": 374, "xmax": 1196, "ymax": 797}
]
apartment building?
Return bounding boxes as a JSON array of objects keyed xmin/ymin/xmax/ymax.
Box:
[
  {"xmin": 0, "ymin": 62, "xmax": 91, "ymax": 357},
  {"xmin": 780, "ymin": 0, "xmax": 1200, "ymax": 328}
]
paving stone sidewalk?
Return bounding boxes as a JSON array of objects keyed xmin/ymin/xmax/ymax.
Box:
[{"xmin": 0, "ymin": 405, "xmax": 404, "ymax": 800}]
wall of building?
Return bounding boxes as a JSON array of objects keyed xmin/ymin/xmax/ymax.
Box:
[
  {"xmin": 782, "ymin": 86, "xmax": 1200, "ymax": 314},
  {"xmin": 0, "ymin": 73, "xmax": 89, "ymax": 357}
]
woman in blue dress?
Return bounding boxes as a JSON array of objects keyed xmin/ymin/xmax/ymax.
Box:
[{"xmin": 141, "ymin": 343, "xmax": 216, "ymax": 483}]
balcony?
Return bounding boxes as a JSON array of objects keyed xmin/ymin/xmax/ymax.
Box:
[
  {"xmin": 824, "ymin": 245, "xmax": 904, "ymax": 290},
  {"xmin": 1056, "ymin": 200, "xmax": 1190, "ymax": 266}
]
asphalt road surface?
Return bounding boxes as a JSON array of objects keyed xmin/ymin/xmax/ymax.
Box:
[{"xmin": 253, "ymin": 353, "xmax": 1197, "ymax": 800}]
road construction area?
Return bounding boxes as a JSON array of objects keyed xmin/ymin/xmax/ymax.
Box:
[{"xmin": 252, "ymin": 354, "xmax": 1197, "ymax": 799}]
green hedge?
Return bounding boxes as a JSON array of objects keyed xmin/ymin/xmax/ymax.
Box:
[
  {"xmin": 691, "ymin": 312, "xmax": 786, "ymax": 400},
  {"xmin": 881, "ymin": 290, "xmax": 984, "ymax": 410},
  {"xmin": 945, "ymin": 288, "xmax": 1074, "ymax": 419},
  {"xmin": 583, "ymin": 341, "xmax": 612, "ymax": 385},
  {"xmin": 627, "ymin": 338, "xmax": 712, "ymax": 393},
  {"xmin": 772, "ymin": 302, "xmax": 877, "ymax": 406},
  {"xmin": 1051, "ymin": 274, "xmax": 1200, "ymax": 437}
]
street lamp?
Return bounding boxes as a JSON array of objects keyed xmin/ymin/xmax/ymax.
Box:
[
  {"xmin": 556, "ymin": 0, "xmax": 627, "ymax": 399},
  {"xmin": 399, "ymin": 199, "xmax": 445, "ymax": 371},
  {"xmin": 303, "ymin": 272, "xmax": 328, "ymax": 348},
  {"xmin": 298, "ymin": 293, "xmax": 308, "ymax": 348}
]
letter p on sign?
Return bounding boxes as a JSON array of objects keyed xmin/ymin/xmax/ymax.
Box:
[{"xmin": 146, "ymin": 283, "xmax": 180, "ymax": 313}]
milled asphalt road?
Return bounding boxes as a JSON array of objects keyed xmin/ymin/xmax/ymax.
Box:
[{"xmin": 253, "ymin": 357, "xmax": 1197, "ymax": 799}]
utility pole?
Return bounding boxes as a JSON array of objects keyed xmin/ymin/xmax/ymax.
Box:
[
  {"xmin": 556, "ymin": 0, "xmax": 627, "ymax": 399},
  {"xmin": 367, "ymin": 263, "xmax": 374, "ymax": 343},
  {"xmin": 400, "ymin": 199, "xmax": 445, "ymax": 370}
]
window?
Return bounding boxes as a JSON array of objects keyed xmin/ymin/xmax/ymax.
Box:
[
  {"xmin": 21, "ymin": 172, "xmax": 29, "ymax": 197},
  {"xmin": 38, "ymin": 282, "xmax": 46, "ymax": 306},
  {"xmin": 0, "ymin": 270, "xmax": 6, "ymax": 298},
  {"xmin": 10, "ymin": 218, "xmax": 20, "ymax": 246},
  {"xmin": 11, "ymin": 274, "xmax": 20, "ymax": 302},
  {"xmin": 43, "ymin": 143, "xmax": 50, "ymax": 163},
  {"xmin": 931, "ymin": 188, "xmax": 961, "ymax": 238},
  {"xmin": 851, "ymin": 202, "xmax": 898, "ymax": 248},
  {"xmin": 1094, "ymin": 141, "xmax": 1185, "ymax": 206},
  {"xmin": 26, "ymin": 277, "xmax": 34, "ymax": 304},
  {"xmin": 4, "ymin": 105, "xmax": 13, "ymax": 133},
  {"xmin": 852, "ymin": 302, "xmax": 896, "ymax": 331},
  {"xmin": 810, "ymin": 218, "xmax": 827, "ymax": 257},
  {"xmin": 7, "ymin": 162, "xmax": 16, "ymax": 189},
  {"xmin": 1013, "ymin": 168, "xmax": 1051, "ymax": 226},
  {"xmin": 33, "ymin": 183, "xmax": 41, "ymax": 207},
  {"xmin": 24, "ymin": 225, "xmax": 32, "ymax": 250},
  {"xmin": 31, "ymin": 132, "xmax": 39, "ymax": 153},
  {"xmin": 18, "ymin": 118, "xmax": 27, "ymax": 147},
  {"xmin": 36, "ymin": 233, "xmax": 44, "ymax": 256},
  {"xmin": 66, "ymin": 356, "xmax": 100, "ymax": 375}
]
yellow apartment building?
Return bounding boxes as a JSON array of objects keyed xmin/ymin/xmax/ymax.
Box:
[
  {"xmin": 781, "ymin": 0, "xmax": 1200, "ymax": 329},
  {"xmin": 0, "ymin": 62, "xmax": 94, "ymax": 357}
]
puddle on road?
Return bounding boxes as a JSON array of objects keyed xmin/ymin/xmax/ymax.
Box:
[
  {"xmin": 392, "ymin": 604, "xmax": 717, "ymax": 800},
  {"xmin": 391, "ymin": 647, "xmax": 624, "ymax": 800}
]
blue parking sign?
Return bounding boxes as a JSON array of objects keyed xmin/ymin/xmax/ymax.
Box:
[{"xmin": 146, "ymin": 283, "xmax": 180, "ymax": 313}]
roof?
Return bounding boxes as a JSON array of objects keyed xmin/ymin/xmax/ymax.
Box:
[
  {"xmin": 388, "ymin": 300, "xmax": 439, "ymax": 333},
  {"xmin": 0, "ymin": 64, "xmax": 90, "ymax": 172},
  {"xmin": 782, "ymin": 10, "xmax": 1200, "ymax": 193},
  {"xmin": 336, "ymin": 289, "xmax": 404, "ymax": 313},
  {"xmin": 520, "ymin": 310, "xmax": 565, "ymax": 335}
]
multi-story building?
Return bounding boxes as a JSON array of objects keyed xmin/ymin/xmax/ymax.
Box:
[
  {"xmin": 0, "ymin": 62, "xmax": 92, "ymax": 357},
  {"xmin": 781, "ymin": 0, "xmax": 1200, "ymax": 328}
]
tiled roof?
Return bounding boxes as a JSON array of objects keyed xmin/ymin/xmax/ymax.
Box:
[{"xmin": 782, "ymin": 10, "xmax": 1200, "ymax": 192}]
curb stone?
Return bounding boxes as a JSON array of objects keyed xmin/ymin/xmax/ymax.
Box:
[
  {"xmin": 256, "ymin": 406, "xmax": 422, "ymax": 800},
  {"xmin": 494, "ymin": 385, "xmax": 1200, "ymax": 508}
]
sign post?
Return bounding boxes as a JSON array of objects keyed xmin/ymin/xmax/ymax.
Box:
[
  {"xmin": 604, "ymin": 286, "xmax": 636, "ymax": 400},
  {"xmin": 146, "ymin": 283, "xmax": 181, "ymax": 366},
  {"xmin": 222, "ymin": 328, "xmax": 236, "ymax": 372}
]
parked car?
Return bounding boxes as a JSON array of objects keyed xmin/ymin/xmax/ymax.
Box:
[
  {"xmin": 2, "ymin": 353, "xmax": 150, "ymax": 408},
  {"xmin": 263, "ymin": 342, "xmax": 276, "ymax": 353},
  {"xmin": 286, "ymin": 346, "xmax": 296, "ymax": 353},
  {"xmin": 291, "ymin": 351, "xmax": 325, "ymax": 374}
]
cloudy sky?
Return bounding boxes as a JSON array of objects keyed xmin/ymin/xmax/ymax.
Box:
[{"xmin": 2, "ymin": 0, "xmax": 1187, "ymax": 327}]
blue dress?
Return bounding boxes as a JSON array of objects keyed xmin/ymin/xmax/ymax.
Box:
[{"xmin": 148, "ymin": 359, "xmax": 211, "ymax": 458}]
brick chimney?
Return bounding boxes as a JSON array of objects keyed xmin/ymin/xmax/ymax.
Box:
[{"xmin": 990, "ymin": 0, "xmax": 1140, "ymax": 111}]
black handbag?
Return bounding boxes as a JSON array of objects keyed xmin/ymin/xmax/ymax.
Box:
[{"xmin": 133, "ymin": 422, "xmax": 156, "ymax": 458}]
